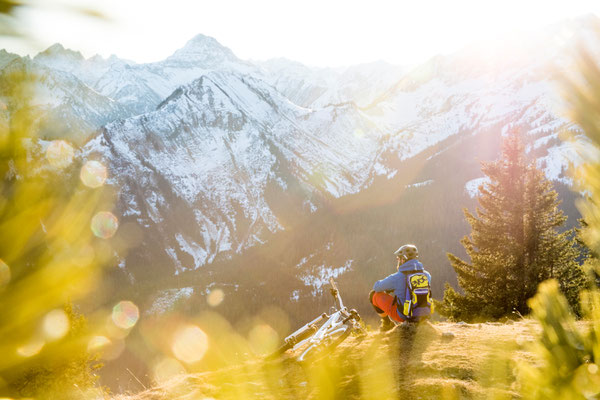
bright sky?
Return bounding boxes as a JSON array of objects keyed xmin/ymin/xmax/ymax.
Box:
[{"xmin": 3, "ymin": 0, "xmax": 600, "ymax": 67}]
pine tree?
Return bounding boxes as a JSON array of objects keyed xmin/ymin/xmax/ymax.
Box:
[
  {"xmin": 515, "ymin": 32, "xmax": 600, "ymax": 400},
  {"xmin": 439, "ymin": 129, "xmax": 584, "ymax": 321}
]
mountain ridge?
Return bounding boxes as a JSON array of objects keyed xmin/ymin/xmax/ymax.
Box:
[{"xmin": 0, "ymin": 16, "xmax": 594, "ymax": 319}]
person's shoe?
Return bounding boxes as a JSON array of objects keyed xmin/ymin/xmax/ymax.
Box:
[{"xmin": 379, "ymin": 316, "xmax": 394, "ymax": 332}]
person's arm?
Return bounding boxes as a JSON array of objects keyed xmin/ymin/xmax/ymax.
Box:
[
  {"xmin": 373, "ymin": 273, "xmax": 398, "ymax": 292},
  {"xmin": 426, "ymin": 271, "xmax": 432, "ymax": 297}
]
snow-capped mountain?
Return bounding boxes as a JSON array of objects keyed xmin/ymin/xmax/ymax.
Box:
[
  {"xmin": 258, "ymin": 58, "xmax": 407, "ymax": 108},
  {"xmin": 1, "ymin": 15, "xmax": 596, "ymax": 312},
  {"xmin": 0, "ymin": 55, "xmax": 129, "ymax": 142},
  {"xmin": 85, "ymin": 69, "xmax": 386, "ymax": 277},
  {"xmin": 34, "ymin": 34, "xmax": 259, "ymax": 116}
]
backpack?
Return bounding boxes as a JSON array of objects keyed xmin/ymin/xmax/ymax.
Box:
[{"xmin": 400, "ymin": 271, "xmax": 432, "ymax": 321}]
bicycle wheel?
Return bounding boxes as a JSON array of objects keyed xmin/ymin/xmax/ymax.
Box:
[{"xmin": 297, "ymin": 324, "xmax": 351, "ymax": 362}]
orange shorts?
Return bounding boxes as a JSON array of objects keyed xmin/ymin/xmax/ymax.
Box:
[{"xmin": 371, "ymin": 292, "xmax": 405, "ymax": 323}]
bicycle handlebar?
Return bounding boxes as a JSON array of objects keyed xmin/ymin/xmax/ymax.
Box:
[{"xmin": 329, "ymin": 277, "xmax": 344, "ymax": 310}]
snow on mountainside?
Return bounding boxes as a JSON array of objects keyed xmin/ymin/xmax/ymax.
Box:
[
  {"xmin": 33, "ymin": 43, "xmax": 130, "ymax": 87},
  {"xmin": 85, "ymin": 69, "xmax": 384, "ymax": 276},
  {"xmin": 364, "ymin": 17, "xmax": 594, "ymax": 168},
  {"xmin": 2, "ymin": 15, "xmax": 597, "ymax": 292},
  {"xmin": 0, "ymin": 56, "xmax": 129, "ymax": 142},
  {"xmin": 258, "ymin": 58, "xmax": 406, "ymax": 108},
  {"xmin": 34, "ymin": 35, "xmax": 259, "ymax": 116},
  {"xmin": 0, "ymin": 49, "xmax": 20, "ymax": 70}
]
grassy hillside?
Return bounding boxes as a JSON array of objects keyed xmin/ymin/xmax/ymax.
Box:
[{"xmin": 112, "ymin": 320, "xmax": 559, "ymax": 400}]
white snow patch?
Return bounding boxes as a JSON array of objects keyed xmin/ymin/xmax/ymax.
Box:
[
  {"xmin": 204, "ymin": 282, "xmax": 239, "ymax": 295},
  {"xmin": 303, "ymin": 200, "xmax": 318, "ymax": 213},
  {"xmin": 406, "ymin": 179, "xmax": 433, "ymax": 189},
  {"xmin": 165, "ymin": 247, "xmax": 184, "ymax": 274},
  {"xmin": 373, "ymin": 162, "xmax": 388, "ymax": 175},
  {"xmin": 296, "ymin": 254, "xmax": 313, "ymax": 268},
  {"xmin": 537, "ymin": 142, "xmax": 583, "ymax": 184},
  {"xmin": 122, "ymin": 193, "xmax": 141, "ymax": 217},
  {"xmin": 145, "ymin": 191, "xmax": 165, "ymax": 223},
  {"xmin": 301, "ymin": 260, "xmax": 353, "ymax": 296},
  {"xmin": 290, "ymin": 290, "xmax": 300, "ymax": 302},
  {"xmin": 176, "ymin": 233, "xmax": 208, "ymax": 269},
  {"xmin": 465, "ymin": 177, "xmax": 491, "ymax": 198},
  {"xmin": 147, "ymin": 287, "xmax": 194, "ymax": 315}
]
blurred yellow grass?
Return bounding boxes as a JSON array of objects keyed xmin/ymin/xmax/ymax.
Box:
[
  {"xmin": 0, "ymin": 68, "xmax": 119, "ymax": 398},
  {"xmin": 111, "ymin": 319, "xmax": 556, "ymax": 400}
]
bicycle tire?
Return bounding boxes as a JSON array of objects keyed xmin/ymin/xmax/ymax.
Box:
[{"xmin": 297, "ymin": 324, "xmax": 351, "ymax": 362}]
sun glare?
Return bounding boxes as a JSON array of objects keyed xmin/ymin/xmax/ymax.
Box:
[
  {"xmin": 8, "ymin": 0, "xmax": 599, "ymax": 67},
  {"xmin": 91, "ymin": 211, "xmax": 119, "ymax": 239},
  {"xmin": 172, "ymin": 325, "xmax": 209, "ymax": 364},
  {"xmin": 112, "ymin": 301, "xmax": 140, "ymax": 330},
  {"xmin": 80, "ymin": 160, "xmax": 108, "ymax": 188},
  {"xmin": 46, "ymin": 140, "xmax": 74, "ymax": 169},
  {"xmin": 248, "ymin": 324, "xmax": 279, "ymax": 355},
  {"xmin": 88, "ymin": 335, "xmax": 111, "ymax": 352},
  {"xmin": 17, "ymin": 338, "xmax": 45, "ymax": 358},
  {"xmin": 207, "ymin": 289, "xmax": 224, "ymax": 307},
  {"xmin": 153, "ymin": 357, "xmax": 186, "ymax": 384},
  {"xmin": 42, "ymin": 309, "xmax": 70, "ymax": 340}
]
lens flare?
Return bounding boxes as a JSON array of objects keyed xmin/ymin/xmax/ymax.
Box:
[
  {"xmin": 153, "ymin": 357, "xmax": 186, "ymax": 384},
  {"xmin": 172, "ymin": 325, "xmax": 209, "ymax": 364},
  {"xmin": 248, "ymin": 324, "xmax": 279, "ymax": 355},
  {"xmin": 105, "ymin": 315, "xmax": 131, "ymax": 339},
  {"xmin": 43, "ymin": 309, "xmax": 70, "ymax": 340},
  {"xmin": 88, "ymin": 336, "xmax": 111, "ymax": 353},
  {"xmin": 0, "ymin": 260, "xmax": 10, "ymax": 287},
  {"xmin": 98, "ymin": 338, "xmax": 125, "ymax": 361},
  {"xmin": 17, "ymin": 338, "xmax": 45, "ymax": 357},
  {"xmin": 46, "ymin": 140, "xmax": 74, "ymax": 169},
  {"xmin": 112, "ymin": 301, "xmax": 139, "ymax": 330},
  {"xmin": 207, "ymin": 289, "xmax": 224, "ymax": 307},
  {"xmin": 80, "ymin": 160, "xmax": 108, "ymax": 188},
  {"xmin": 91, "ymin": 211, "xmax": 119, "ymax": 239}
]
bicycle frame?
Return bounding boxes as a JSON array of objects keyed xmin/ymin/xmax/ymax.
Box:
[
  {"xmin": 290, "ymin": 308, "xmax": 348, "ymax": 353},
  {"xmin": 279, "ymin": 278, "xmax": 359, "ymax": 360}
]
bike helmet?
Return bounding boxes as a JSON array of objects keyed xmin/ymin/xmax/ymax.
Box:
[{"xmin": 394, "ymin": 244, "xmax": 418, "ymax": 262}]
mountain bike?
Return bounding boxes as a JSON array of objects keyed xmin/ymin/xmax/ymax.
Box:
[{"xmin": 270, "ymin": 278, "xmax": 366, "ymax": 362}]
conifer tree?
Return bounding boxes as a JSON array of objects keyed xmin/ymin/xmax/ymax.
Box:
[
  {"xmin": 440, "ymin": 130, "xmax": 584, "ymax": 321},
  {"xmin": 515, "ymin": 33, "xmax": 600, "ymax": 400}
]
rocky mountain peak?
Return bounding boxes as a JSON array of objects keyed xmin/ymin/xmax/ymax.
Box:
[
  {"xmin": 34, "ymin": 43, "xmax": 84, "ymax": 62},
  {"xmin": 166, "ymin": 34, "xmax": 238, "ymax": 65},
  {"xmin": 0, "ymin": 49, "xmax": 19, "ymax": 69}
]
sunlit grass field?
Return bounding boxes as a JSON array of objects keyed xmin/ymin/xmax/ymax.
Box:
[{"xmin": 112, "ymin": 319, "xmax": 555, "ymax": 400}]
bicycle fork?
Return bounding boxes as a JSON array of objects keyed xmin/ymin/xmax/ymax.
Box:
[{"xmin": 284, "ymin": 312, "xmax": 328, "ymax": 347}]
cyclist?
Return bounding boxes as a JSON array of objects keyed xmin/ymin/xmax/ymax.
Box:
[{"xmin": 369, "ymin": 244, "xmax": 432, "ymax": 331}]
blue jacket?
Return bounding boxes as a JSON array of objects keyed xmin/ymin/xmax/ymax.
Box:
[{"xmin": 373, "ymin": 259, "xmax": 431, "ymax": 316}]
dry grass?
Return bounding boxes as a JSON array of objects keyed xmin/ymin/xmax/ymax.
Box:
[{"xmin": 112, "ymin": 320, "xmax": 559, "ymax": 400}]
